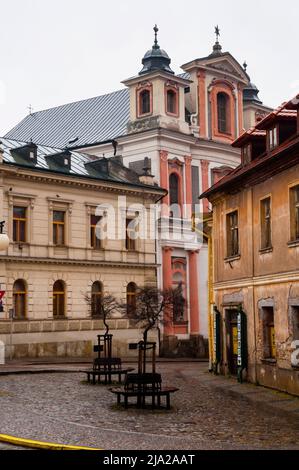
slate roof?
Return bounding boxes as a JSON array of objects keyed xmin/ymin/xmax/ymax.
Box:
[
  {"xmin": 4, "ymin": 88, "xmax": 130, "ymax": 149},
  {"xmin": 5, "ymin": 73, "xmax": 193, "ymax": 149},
  {"xmin": 0, "ymin": 137, "xmax": 162, "ymax": 191}
]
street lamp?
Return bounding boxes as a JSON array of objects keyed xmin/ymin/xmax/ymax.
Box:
[{"xmin": 0, "ymin": 221, "xmax": 9, "ymax": 251}]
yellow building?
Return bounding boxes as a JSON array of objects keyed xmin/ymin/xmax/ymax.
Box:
[
  {"xmin": 201, "ymin": 95, "xmax": 299, "ymax": 396},
  {"xmin": 0, "ymin": 139, "xmax": 165, "ymax": 358}
]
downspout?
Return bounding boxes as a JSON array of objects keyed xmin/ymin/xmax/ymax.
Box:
[
  {"xmin": 208, "ymin": 230, "xmax": 214, "ymax": 371},
  {"xmin": 154, "ymin": 189, "xmax": 168, "ymax": 355},
  {"xmin": 192, "ymin": 223, "xmax": 213, "ymax": 369}
]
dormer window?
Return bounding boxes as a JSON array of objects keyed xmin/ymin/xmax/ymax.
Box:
[
  {"xmin": 269, "ymin": 126, "xmax": 278, "ymax": 150},
  {"xmin": 11, "ymin": 143, "xmax": 38, "ymax": 166},
  {"xmin": 242, "ymin": 144, "xmax": 251, "ymax": 165},
  {"xmin": 45, "ymin": 150, "xmax": 71, "ymax": 172},
  {"xmin": 139, "ymin": 89, "xmax": 151, "ymax": 116}
]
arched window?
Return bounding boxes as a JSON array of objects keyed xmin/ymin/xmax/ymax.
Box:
[
  {"xmin": 53, "ymin": 280, "xmax": 65, "ymax": 317},
  {"xmin": 91, "ymin": 281, "xmax": 103, "ymax": 317},
  {"xmin": 139, "ymin": 89, "xmax": 150, "ymax": 115},
  {"xmin": 127, "ymin": 282, "xmax": 137, "ymax": 315},
  {"xmin": 13, "ymin": 279, "xmax": 27, "ymax": 319},
  {"xmin": 167, "ymin": 89, "xmax": 177, "ymax": 114},
  {"xmin": 171, "ymin": 258, "xmax": 187, "ymax": 322},
  {"xmin": 217, "ymin": 92, "xmax": 229, "ymax": 134},
  {"xmin": 169, "ymin": 173, "xmax": 179, "ymax": 206}
]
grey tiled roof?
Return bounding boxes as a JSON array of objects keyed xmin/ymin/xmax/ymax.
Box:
[
  {"xmin": 1, "ymin": 137, "xmax": 97, "ymax": 175},
  {"xmin": 0, "ymin": 137, "xmax": 153, "ymax": 190},
  {"xmin": 177, "ymin": 72, "xmax": 191, "ymax": 81},
  {"xmin": 5, "ymin": 73, "xmax": 192, "ymax": 149},
  {"xmin": 5, "ymin": 88, "xmax": 130, "ymax": 149}
]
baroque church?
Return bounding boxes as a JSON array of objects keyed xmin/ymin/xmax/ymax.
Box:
[{"xmin": 2, "ymin": 26, "xmax": 271, "ymax": 357}]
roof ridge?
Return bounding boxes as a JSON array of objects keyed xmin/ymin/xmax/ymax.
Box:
[{"xmin": 28, "ymin": 87, "xmax": 128, "ymax": 116}]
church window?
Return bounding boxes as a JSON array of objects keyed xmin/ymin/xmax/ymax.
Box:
[
  {"xmin": 217, "ymin": 92, "xmax": 230, "ymax": 134},
  {"xmin": 166, "ymin": 89, "xmax": 177, "ymax": 115},
  {"xmin": 169, "ymin": 173, "xmax": 179, "ymax": 206},
  {"xmin": 139, "ymin": 89, "xmax": 151, "ymax": 115}
]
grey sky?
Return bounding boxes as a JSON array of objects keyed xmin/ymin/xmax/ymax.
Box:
[{"xmin": 0, "ymin": 0, "xmax": 298, "ymax": 135}]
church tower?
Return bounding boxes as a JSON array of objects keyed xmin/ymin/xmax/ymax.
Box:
[{"xmin": 122, "ymin": 25, "xmax": 191, "ymax": 135}]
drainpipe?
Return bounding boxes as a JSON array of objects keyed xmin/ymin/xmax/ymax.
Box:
[
  {"xmin": 154, "ymin": 189, "xmax": 168, "ymax": 355},
  {"xmin": 207, "ymin": 230, "xmax": 214, "ymax": 371},
  {"xmin": 192, "ymin": 221, "xmax": 213, "ymax": 369}
]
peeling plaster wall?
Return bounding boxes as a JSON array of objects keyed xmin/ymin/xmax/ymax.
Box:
[{"xmin": 212, "ymin": 164, "xmax": 299, "ymax": 396}]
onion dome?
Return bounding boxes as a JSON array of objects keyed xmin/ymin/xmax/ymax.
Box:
[
  {"xmin": 242, "ymin": 62, "xmax": 262, "ymax": 104},
  {"xmin": 243, "ymin": 82, "xmax": 262, "ymax": 104},
  {"xmin": 139, "ymin": 25, "xmax": 174, "ymax": 76}
]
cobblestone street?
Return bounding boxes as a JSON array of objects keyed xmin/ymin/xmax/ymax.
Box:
[{"xmin": 0, "ymin": 362, "xmax": 298, "ymax": 450}]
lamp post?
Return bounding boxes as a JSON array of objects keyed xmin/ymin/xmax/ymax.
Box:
[{"xmin": 0, "ymin": 221, "xmax": 9, "ymax": 362}]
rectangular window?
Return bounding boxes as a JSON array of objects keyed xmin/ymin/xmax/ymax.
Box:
[
  {"xmin": 90, "ymin": 215, "xmax": 102, "ymax": 249},
  {"xmin": 13, "ymin": 292, "xmax": 26, "ymax": 318},
  {"xmin": 226, "ymin": 211, "xmax": 239, "ymax": 257},
  {"xmin": 290, "ymin": 185, "xmax": 299, "ymax": 241},
  {"xmin": 242, "ymin": 144, "xmax": 251, "ymax": 164},
  {"xmin": 269, "ymin": 126, "xmax": 278, "ymax": 150},
  {"xmin": 53, "ymin": 210, "xmax": 65, "ymax": 246},
  {"xmin": 260, "ymin": 197, "xmax": 272, "ymax": 249},
  {"xmin": 262, "ymin": 307, "xmax": 276, "ymax": 359},
  {"xmin": 53, "ymin": 292, "xmax": 65, "ymax": 317},
  {"xmin": 126, "ymin": 218, "xmax": 136, "ymax": 251},
  {"xmin": 13, "ymin": 206, "xmax": 27, "ymax": 243}
]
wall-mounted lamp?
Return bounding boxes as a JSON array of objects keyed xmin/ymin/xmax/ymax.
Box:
[{"xmin": 0, "ymin": 221, "xmax": 9, "ymax": 251}]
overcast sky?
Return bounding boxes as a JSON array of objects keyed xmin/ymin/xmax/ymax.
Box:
[{"xmin": 0, "ymin": 0, "xmax": 298, "ymax": 135}]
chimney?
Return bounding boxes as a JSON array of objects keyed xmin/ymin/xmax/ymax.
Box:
[{"xmin": 139, "ymin": 157, "xmax": 155, "ymax": 185}]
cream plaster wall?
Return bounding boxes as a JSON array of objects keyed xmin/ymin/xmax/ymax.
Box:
[{"xmin": 0, "ymin": 164, "xmax": 161, "ymax": 358}]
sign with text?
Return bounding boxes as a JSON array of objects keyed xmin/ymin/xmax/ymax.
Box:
[{"xmin": 237, "ymin": 309, "xmax": 248, "ymax": 369}]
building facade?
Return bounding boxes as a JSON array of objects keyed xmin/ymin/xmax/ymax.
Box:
[
  {"xmin": 0, "ymin": 139, "xmax": 165, "ymax": 358},
  {"xmin": 202, "ymin": 95, "xmax": 299, "ymax": 396},
  {"xmin": 4, "ymin": 27, "xmax": 271, "ymax": 356}
]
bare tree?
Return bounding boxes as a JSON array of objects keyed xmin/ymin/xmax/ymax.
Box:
[
  {"xmin": 126, "ymin": 283, "xmax": 186, "ymax": 345},
  {"xmin": 84, "ymin": 292, "xmax": 121, "ymax": 336}
]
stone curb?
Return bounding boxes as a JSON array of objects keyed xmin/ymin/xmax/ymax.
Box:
[
  {"xmin": 0, "ymin": 369, "xmax": 85, "ymax": 376},
  {"xmin": 0, "ymin": 434, "xmax": 101, "ymax": 450}
]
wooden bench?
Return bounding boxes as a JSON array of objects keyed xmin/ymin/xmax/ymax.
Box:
[
  {"xmin": 83, "ymin": 358, "xmax": 134, "ymax": 385},
  {"xmin": 125, "ymin": 372, "xmax": 162, "ymax": 391},
  {"xmin": 85, "ymin": 368, "xmax": 134, "ymax": 385},
  {"xmin": 110, "ymin": 386, "xmax": 178, "ymax": 410}
]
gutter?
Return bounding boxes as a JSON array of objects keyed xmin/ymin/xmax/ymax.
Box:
[{"xmin": 1, "ymin": 160, "xmax": 167, "ymax": 197}]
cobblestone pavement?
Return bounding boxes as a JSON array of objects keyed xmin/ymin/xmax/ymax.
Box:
[{"xmin": 0, "ymin": 362, "xmax": 298, "ymax": 450}]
